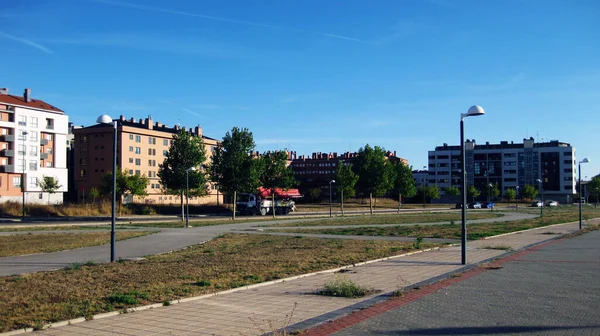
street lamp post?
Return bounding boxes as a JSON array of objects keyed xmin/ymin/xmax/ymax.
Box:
[
  {"xmin": 460, "ymin": 105, "xmax": 485, "ymax": 265},
  {"xmin": 578, "ymin": 158, "xmax": 590, "ymax": 229},
  {"xmin": 21, "ymin": 131, "xmax": 28, "ymax": 220},
  {"xmin": 422, "ymin": 166, "xmax": 426, "ymax": 209},
  {"xmin": 516, "ymin": 186, "xmax": 520, "ymax": 210},
  {"xmin": 536, "ymin": 178, "xmax": 543, "ymax": 217},
  {"xmin": 186, "ymin": 167, "xmax": 196, "ymax": 228},
  {"xmin": 96, "ymin": 115, "xmax": 117, "ymax": 262},
  {"xmin": 488, "ymin": 183, "xmax": 493, "ymax": 211},
  {"xmin": 329, "ymin": 180, "xmax": 336, "ymax": 218}
]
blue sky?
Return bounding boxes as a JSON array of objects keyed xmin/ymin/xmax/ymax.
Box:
[{"xmin": 2, "ymin": 0, "xmax": 599, "ymax": 177}]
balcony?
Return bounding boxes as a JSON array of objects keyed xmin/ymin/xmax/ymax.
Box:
[
  {"xmin": 0, "ymin": 149, "xmax": 14, "ymax": 157},
  {"xmin": 0, "ymin": 134, "xmax": 15, "ymax": 142},
  {"xmin": 0, "ymin": 165, "xmax": 16, "ymax": 173},
  {"xmin": 46, "ymin": 125, "xmax": 54, "ymax": 130},
  {"xmin": 40, "ymin": 153, "xmax": 49, "ymax": 160},
  {"xmin": 41, "ymin": 139, "xmax": 49, "ymax": 145}
]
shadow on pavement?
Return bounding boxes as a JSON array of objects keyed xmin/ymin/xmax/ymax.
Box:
[{"xmin": 370, "ymin": 325, "xmax": 600, "ymax": 335}]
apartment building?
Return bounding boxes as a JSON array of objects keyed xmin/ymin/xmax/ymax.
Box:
[
  {"xmin": 428, "ymin": 138, "xmax": 577, "ymax": 203},
  {"xmin": 72, "ymin": 115, "xmax": 222, "ymax": 205},
  {"xmin": 0, "ymin": 88, "xmax": 69, "ymax": 204},
  {"xmin": 289, "ymin": 150, "xmax": 408, "ymax": 197}
]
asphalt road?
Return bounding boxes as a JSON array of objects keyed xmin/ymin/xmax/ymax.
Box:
[
  {"xmin": 0, "ymin": 211, "xmax": 536, "ymax": 276},
  {"xmin": 333, "ymin": 230, "xmax": 600, "ymax": 336}
]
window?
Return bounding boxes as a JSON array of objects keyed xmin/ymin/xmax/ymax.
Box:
[
  {"xmin": 45, "ymin": 118, "xmax": 54, "ymax": 130},
  {"xmin": 18, "ymin": 130, "xmax": 27, "ymax": 140},
  {"xmin": 503, "ymin": 153, "xmax": 517, "ymax": 158},
  {"xmin": 135, "ymin": 158, "xmax": 141, "ymax": 166},
  {"xmin": 30, "ymin": 145, "xmax": 38, "ymax": 156},
  {"xmin": 135, "ymin": 170, "xmax": 141, "ymax": 176},
  {"xmin": 80, "ymin": 135, "xmax": 87, "ymax": 143},
  {"xmin": 18, "ymin": 144, "xmax": 26, "ymax": 156},
  {"xmin": 129, "ymin": 146, "xmax": 134, "ymax": 152},
  {"xmin": 135, "ymin": 135, "xmax": 141, "ymax": 143},
  {"xmin": 45, "ymin": 161, "xmax": 52, "ymax": 167},
  {"xmin": 80, "ymin": 147, "xmax": 87, "ymax": 155},
  {"xmin": 80, "ymin": 169, "xmax": 86, "ymax": 177},
  {"xmin": 29, "ymin": 177, "xmax": 37, "ymax": 188},
  {"xmin": 128, "ymin": 169, "xmax": 134, "ymax": 175},
  {"xmin": 80, "ymin": 158, "xmax": 86, "ymax": 166},
  {"xmin": 18, "ymin": 115, "xmax": 26, "ymax": 126},
  {"xmin": 564, "ymin": 168, "xmax": 573, "ymax": 173},
  {"xmin": 45, "ymin": 133, "xmax": 52, "ymax": 140},
  {"xmin": 30, "ymin": 117, "xmax": 38, "ymax": 128},
  {"xmin": 13, "ymin": 176, "xmax": 21, "ymax": 188},
  {"xmin": 148, "ymin": 137, "xmax": 156, "ymax": 144},
  {"xmin": 163, "ymin": 139, "xmax": 168, "ymax": 146},
  {"xmin": 563, "ymin": 160, "xmax": 572, "ymax": 164},
  {"xmin": 148, "ymin": 148, "xmax": 156, "ymax": 156},
  {"xmin": 135, "ymin": 147, "xmax": 141, "ymax": 154},
  {"xmin": 163, "ymin": 150, "xmax": 168, "ymax": 156},
  {"xmin": 129, "ymin": 134, "xmax": 134, "ymax": 140}
]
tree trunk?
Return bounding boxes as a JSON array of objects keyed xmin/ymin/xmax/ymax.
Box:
[
  {"xmin": 369, "ymin": 193, "xmax": 373, "ymax": 215},
  {"xmin": 232, "ymin": 190, "xmax": 237, "ymax": 220},
  {"xmin": 272, "ymin": 189, "xmax": 276, "ymax": 218},
  {"xmin": 398, "ymin": 193, "xmax": 401, "ymax": 213},
  {"xmin": 180, "ymin": 191, "xmax": 185, "ymax": 221}
]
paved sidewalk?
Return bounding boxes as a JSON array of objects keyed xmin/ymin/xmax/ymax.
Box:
[{"xmin": 13, "ymin": 219, "xmax": 594, "ymax": 336}]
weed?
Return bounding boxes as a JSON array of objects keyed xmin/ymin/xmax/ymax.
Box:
[
  {"xmin": 31, "ymin": 321, "xmax": 44, "ymax": 331},
  {"xmin": 451, "ymin": 273, "xmax": 462, "ymax": 278},
  {"xmin": 68, "ymin": 263, "xmax": 82, "ymax": 270},
  {"xmin": 541, "ymin": 231, "xmax": 558, "ymax": 235},
  {"xmin": 107, "ymin": 291, "xmax": 147, "ymax": 305},
  {"xmin": 83, "ymin": 260, "xmax": 97, "ymax": 266},
  {"xmin": 194, "ymin": 280, "xmax": 211, "ymax": 287},
  {"xmin": 317, "ymin": 276, "xmax": 376, "ymax": 298},
  {"xmin": 450, "ymin": 220, "xmax": 455, "ymax": 225},
  {"xmin": 413, "ymin": 235, "xmax": 424, "ymax": 249},
  {"xmin": 162, "ymin": 300, "xmax": 171, "ymax": 306},
  {"xmin": 243, "ymin": 274, "xmax": 260, "ymax": 281},
  {"xmin": 480, "ymin": 245, "xmax": 512, "ymax": 251}
]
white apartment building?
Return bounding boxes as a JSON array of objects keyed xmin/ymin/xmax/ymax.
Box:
[
  {"xmin": 0, "ymin": 88, "xmax": 69, "ymax": 204},
  {"xmin": 428, "ymin": 138, "xmax": 577, "ymax": 203}
]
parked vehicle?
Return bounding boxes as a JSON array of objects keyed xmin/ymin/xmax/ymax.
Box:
[
  {"xmin": 237, "ymin": 187, "xmax": 302, "ymax": 216},
  {"xmin": 531, "ymin": 201, "xmax": 544, "ymax": 207},
  {"xmin": 486, "ymin": 202, "xmax": 495, "ymax": 209},
  {"xmin": 546, "ymin": 200, "xmax": 558, "ymax": 207},
  {"xmin": 455, "ymin": 202, "xmax": 471, "ymax": 209},
  {"xmin": 472, "ymin": 202, "xmax": 482, "ymax": 209}
]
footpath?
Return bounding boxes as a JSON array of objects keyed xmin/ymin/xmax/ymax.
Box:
[{"xmin": 5, "ymin": 219, "xmax": 599, "ymax": 336}]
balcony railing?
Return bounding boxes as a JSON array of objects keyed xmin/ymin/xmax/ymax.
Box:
[
  {"xmin": 0, "ymin": 134, "xmax": 15, "ymax": 142},
  {"xmin": 0, "ymin": 165, "xmax": 16, "ymax": 173},
  {"xmin": 46, "ymin": 125, "xmax": 54, "ymax": 130},
  {"xmin": 40, "ymin": 153, "xmax": 49, "ymax": 160},
  {"xmin": 41, "ymin": 139, "xmax": 49, "ymax": 145},
  {"xmin": 0, "ymin": 149, "xmax": 14, "ymax": 157}
]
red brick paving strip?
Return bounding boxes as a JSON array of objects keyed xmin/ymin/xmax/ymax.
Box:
[{"xmin": 301, "ymin": 237, "xmax": 566, "ymax": 336}]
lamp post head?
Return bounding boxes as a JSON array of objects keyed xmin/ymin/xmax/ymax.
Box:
[
  {"xmin": 579, "ymin": 158, "xmax": 590, "ymax": 164},
  {"xmin": 330, "ymin": 180, "xmax": 336, "ymax": 184},
  {"xmin": 187, "ymin": 167, "xmax": 196, "ymax": 172},
  {"xmin": 461, "ymin": 105, "xmax": 485, "ymax": 120},
  {"xmin": 96, "ymin": 114, "xmax": 114, "ymax": 124},
  {"xmin": 536, "ymin": 179, "xmax": 542, "ymax": 183}
]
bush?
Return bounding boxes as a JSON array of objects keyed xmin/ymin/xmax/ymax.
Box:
[{"xmin": 317, "ymin": 277, "xmax": 376, "ymax": 298}]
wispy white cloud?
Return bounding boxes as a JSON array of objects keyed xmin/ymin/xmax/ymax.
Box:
[
  {"xmin": 45, "ymin": 33, "xmax": 247, "ymax": 58},
  {"xmin": 90, "ymin": 0, "xmax": 365, "ymax": 43},
  {"xmin": 0, "ymin": 31, "xmax": 53, "ymax": 54},
  {"xmin": 182, "ymin": 108, "xmax": 201, "ymax": 117}
]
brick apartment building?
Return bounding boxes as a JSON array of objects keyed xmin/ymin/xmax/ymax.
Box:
[
  {"xmin": 72, "ymin": 115, "xmax": 222, "ymax": 205},
  {"xmin": 289, "ymin": 150, "xmax": 408, "ymax": 198},
  {"xmin": 0, "ymin": 88, "xmax": 69, "ymax": 204}
]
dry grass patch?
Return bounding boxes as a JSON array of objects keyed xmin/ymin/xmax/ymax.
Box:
[
  {"xmin": 0, "ymin": 232, "xmax": 152, "ymax": 257},
  {"xmin": 264, "ymin": 212, "xmax": 502, "ymax": 228},
  {"xmin": 0, "ymin": 234, "xmax": 440, "ymax": 332}
]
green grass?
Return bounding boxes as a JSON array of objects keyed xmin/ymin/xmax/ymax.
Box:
[
  {"xmin": 0, "ymin": 225, "xmax": 112, "ymax": 232},
  {"xmin": 0, "ymin": 234, "xmax": 441, "ymax": 332}
]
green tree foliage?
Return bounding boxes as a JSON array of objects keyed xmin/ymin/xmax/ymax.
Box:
[
  {"xmin": 335, "ymin": 160, "xmax": 359, "ymax": 201},
  {"xmin": 352, "ymin": 144, "xmax": 394, "ymax": 214},
  {"xmin": 158, "ymin": 129, "xmax": 209, "ymax": 219},
  {"xmin": 258, "ymin": 150, "xmax": 296, "ymax": 217},
  {"xmin": 504, "ymin": 188, "xmax": 516, "ymax": 201},
  {"xmin": 37, "ymin": 176, "xmax": 62, "ymax": 204},
  {"xmin": 308, "ymin": 187, "xmax": 322, "ymax": 202},
  {"xmin": 101, "ymin": 169, "xmax": 149, "ymax": 212},
  {"xmin": 210, "ymin": 127, "xmax": 261, "ymax": 195},
  {"xmin": 444, "ymin": 186, "xmax": 461, "ymax": 196},
  {"xmin": 468, "ymin": 185, "xmax": 481, "ymax": 203},
  {"xmin": 88, "ymin": 187, "xmax": 100, "ymax": 203},
  {"xmin": 589, "ymin": 176, "xmax": 600, "ymax": 203},
  {"xmin": 522, "ymin": 184, "xmax": 538, "ymax": 200},
  {"xmin": 392, "ymin": 161, "xmax": 417, "ymax": 202},
  {"xmin": 421, "ymin": 185, "xmax": 441, "ymax": 201}
]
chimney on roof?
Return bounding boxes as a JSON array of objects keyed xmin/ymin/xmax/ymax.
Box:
[
  {"xmin": 119, "ymin": 115, "xmax": 126, "ymax": 121},
  {"xmin": 24, "ymin": 88, "xmax": 31, "ymax": 102},
  {"xmin": 0, "ymin": 88, "xmax": 8, "ymax": 95},
  {"xmin": 146, "ymin": 115, "xmax": 153, "ymax": 130},
  {"xmin": 195, "ymin": 126, "xmax": 202, "ymax": 137}
]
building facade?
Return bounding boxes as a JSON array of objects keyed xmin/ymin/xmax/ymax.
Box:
[
  {"xmin": 428, "ymin": 138, "xmax": 577, "ymax": 203},
  {"xmin": 72, "ymin": 115, "xmax": 222, "ymax": 205},
  {"xmin": 289, "ymin": 150, "xmax": 408, "ymax": 198},
  {"xmin": 0, "ymin": 88, "xmax": 69, "ymax": 204}
]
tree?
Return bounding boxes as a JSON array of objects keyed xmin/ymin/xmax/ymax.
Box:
[
  {"xmin": 522, "ymin": 184, "xmax": 538, "ymax": 200},
  {"xmin": 335, "ymin": 160, "xmax": 359, "ymax": 215},
  {"xmin": 352, "ymin": 144, "xmax": 395, "ymax": 215},
  {"xmin": 158, "ymin": 129, "xmax": 209, "ymax": 219},
  {"xmin": 589, "ymin": 176, "xmax": 600, "ymax": 205},
  {"xmin": 209, "ymin": 127, "xmax": 261, "ymax": 219},
  {"xmin": 392, "ymin": 161, "xmax": 417, "ymax": 210},
  {"xmin": 89, "ymin": 187, "xmax": 100, "ymax": 203},
  {"xmin": 422, "ymin": 185, "xmax": 441, "ymax": 202},
  {"xmin": 37, "ymin": 176, "xmax": 62, "ymax": 204},
  {"xmin": 484, "ymin": 183, "xmax": 501, "ymax": 201},
  {"xmin": 308, "ymin": 187, "xmax": 322, "ymax": 202},
  {"xmin": 468, "ymin": 185, "xmax": 481, "ymax": 203},
  {"xmin": 444, "ymin": 186, "xmax": 461, "ymax": 196},
  {"xmin": 258, "ymin": 150, "xmax": 296, "ymax": 217},
  {"xmin": 101, "ymin": 168, "xmax": 149, "ymax": 213},
  {"xmin": 504, "ymin": 188, "xmax": 516, "ymax": 201}
]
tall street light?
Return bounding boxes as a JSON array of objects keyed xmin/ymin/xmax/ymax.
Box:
[
  {"xmin": 329, "ymin": 180, "xmax": 336, "ymax": 218},
  {"xmin": 515, "ymin": 185, "xmax": 520, "ymax": 210},
  {"xmin": 97, "ymin": 115, "xmax": 118, "ymax": 262},
  {"xmin": 186, "ymin": 167, "xmax": 196, "ymax": 228},
  {"xmin": 21, "ymin": 131, "xmax": 28, "ymax": 220},
  {"xmin": 578, "ymin": 158, "xmax": 590, "ymax": 229},
  {"xmin": 536, "ymin": 178, "xmax": 543, "ymax": 217},
  {"xmin": 460, "ymin": 105, "xmax": 485, "ymax": 265}
]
